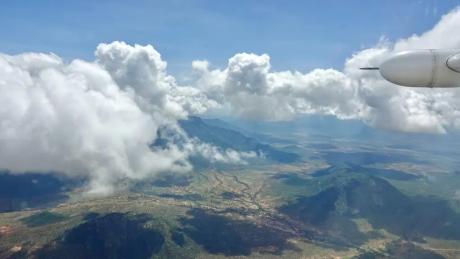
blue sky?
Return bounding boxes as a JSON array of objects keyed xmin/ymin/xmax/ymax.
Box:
[{"xmin": 1, "ymin": 0, "xmax": 459, "ymax": 75}]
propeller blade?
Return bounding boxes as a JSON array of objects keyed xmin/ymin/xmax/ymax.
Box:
[{"xmin": 360, "ymin": 67, "xmax": 379, "ymax": 70}]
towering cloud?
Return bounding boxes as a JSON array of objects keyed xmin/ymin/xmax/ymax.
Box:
[
  {"xmin": 0, "ymin": 42, "xmax": 228, "ymax": 195},
  {"xmin": 1, "ymin": 7, "xmax": 460, "ymax": 194},
  {"xmin": 193, "ymin": 7, "xmax": 460, "ymax": 134}
]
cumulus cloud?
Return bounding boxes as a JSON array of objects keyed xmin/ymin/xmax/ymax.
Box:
[
  {"xmin": 95, "ymin": 41, "xmax": 216, "ymax": 118},
  {"xmin": 186, "ymin": 140, "xmax": 257, "ymax": 164},
  {"xmin": 0, "ymin": 42, "xmax": 237, "ymax": 195},
  {"xmin": 2, "ymin": 7, "xmax": 460, "ymax": 194},
  {"xmin": 193, "ymin": 7, "xmax": 460, "ymax": 133},
  {"xmin": 153, "ymin": 123, "xmax": 257, "ymax": 165}
]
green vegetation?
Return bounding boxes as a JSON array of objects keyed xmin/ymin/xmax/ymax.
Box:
[
  {"xmin": 355, "ymin": 240, "xmax": 445, "ymax": 259},
  {"xmin": 20, "ymin": 211, "xmax": 67, "ymax": 227},
  {"xmin": 36, "ymin": 213, "xmax": 165, "ymax": 259},
  {"xmin": 2, "ymin": 124, "xmax": 460, "ymax": 258}
]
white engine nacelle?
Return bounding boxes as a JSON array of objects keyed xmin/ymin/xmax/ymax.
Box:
[{"xmin": 370, "ymin": 49, "xmax": 460, "ymax": 88}]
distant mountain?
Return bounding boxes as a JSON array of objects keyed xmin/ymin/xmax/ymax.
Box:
[
  {"xmin": 179, "ymin": 116, "xmax": 300, "ymax": 163},
  {"xmin": 279, "ymin": 171, "xmax": 460, "ymax": 244},
  {"xmin": 222, "ymin": 115, "xmax": 460, "ymax": 151},
  {"xmin": 201, "ymin": 117, "xmax": 295, "ymax": 145}
]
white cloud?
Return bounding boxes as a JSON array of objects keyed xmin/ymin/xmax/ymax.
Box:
[
  {"xmin": 95, "ymin": 41, "xmax": 216, "ymax": 119},
  {"xmin": 186, "ymin": 139, "xmax": 257, "ymax": 164},
  {"xmin": 394, "ymin": 7, "xmax": 460, "ymax": 51},
  {"xmin": 0, "ymin": 42, "xmax": 235, "ymax": 195},
  {"xmin": 2, "ymin": 7, "xmax": 460, "ymax": 195},
  {"xmin": 192, "ymin": 7, "xmax": 460, "ymax": 134}
]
